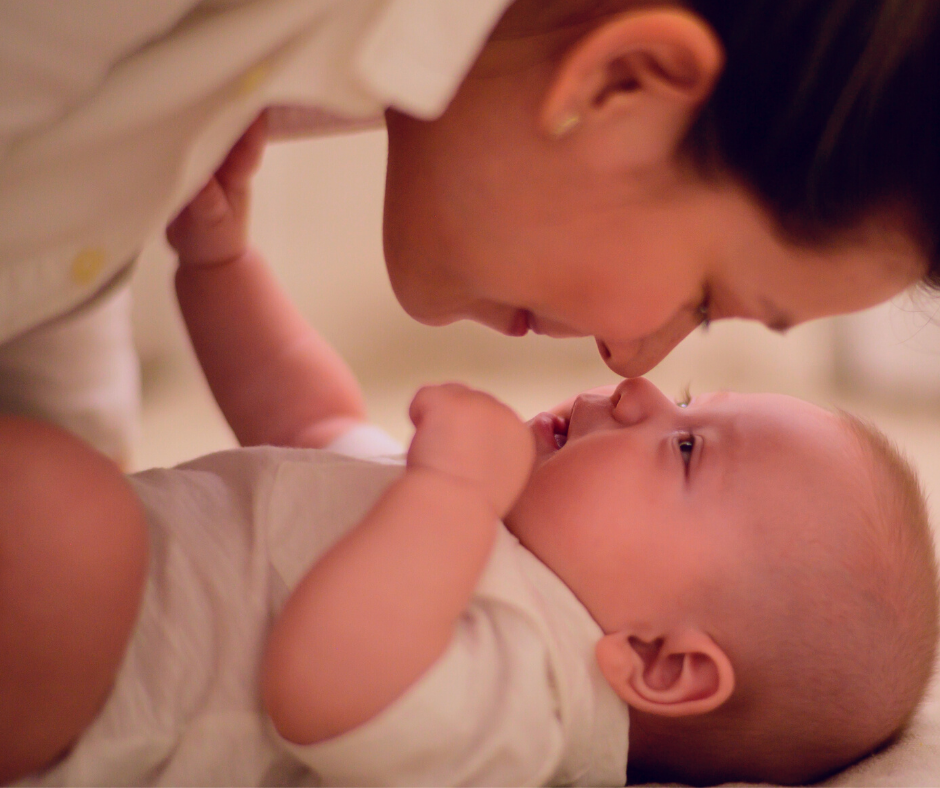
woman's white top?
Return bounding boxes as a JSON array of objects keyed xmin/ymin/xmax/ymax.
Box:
[{"xmin": 0, "ymin": 0, "xmax": 512, "ymax": 342}]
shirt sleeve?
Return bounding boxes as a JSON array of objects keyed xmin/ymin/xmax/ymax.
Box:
[
  {"xmin": 272, "ymin": 597, "xmax": 567, "ymax": 786},
  {"xmin": 0, "ymin": 1, "xmax": 197, "ymax": 146},
  {"xmin": 352, "ymin": 0, "xmax": 512, "ymax": 119},
  {"xmin": 0, "ymin": 284, "xmax": 138, "ymax": 465}
]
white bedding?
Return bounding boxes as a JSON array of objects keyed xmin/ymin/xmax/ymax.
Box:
[
  {"xmin": 822, "ymin": 686, "xmax": 940, "ymax": 787},
  {"xmin": 710, "ymin": 678, "xmax": 940, "ymax": 787}
]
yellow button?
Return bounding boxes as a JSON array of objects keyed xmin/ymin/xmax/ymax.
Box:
[
  {"xmin": 237, "ymin": 62, "xmax": 269, "ymax": 96},
  {"xmin": 70, "ymin": 247, "xmax": 106, "ymax": 285}
]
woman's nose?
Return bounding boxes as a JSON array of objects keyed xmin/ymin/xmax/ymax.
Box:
[
  {"xmin": 610, "ymin": 377, "xmax": 673, "ymax": 427},
  {"xmin": 597, "ymin": 318, "xmax": 698, "ymax": 377}
]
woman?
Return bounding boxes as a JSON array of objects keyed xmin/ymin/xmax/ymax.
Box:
[{"xmin": 0, "ymin": 0, "xmax": 936, "ymax": 443}]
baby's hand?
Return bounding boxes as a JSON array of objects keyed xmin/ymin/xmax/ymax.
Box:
[
  {"xmin": 166, "ymin": 113, "xmax": 267, "ymax": 266},
  {"xmin": 407, "ymin": 384, "xmax": 535, "ymax": 518}
]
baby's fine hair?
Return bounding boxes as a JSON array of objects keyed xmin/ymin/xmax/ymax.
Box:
[
  {"xmin": 631, "ymin": 411, "xmax": 940, "ymax": 786},
  {"xmin": 506, "ymin": 0, "xmax": 940, "ymax": 279}
]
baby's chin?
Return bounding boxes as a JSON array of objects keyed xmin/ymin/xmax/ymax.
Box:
[
  {"xmin": 501, "ymin": 468, "xmax": 559, "ymax": 558},
  {"xmin": 501, "ymin": 502, "xmax": 527, "ymax": 548},
  {"xmin": 501, "ymin": 481, "xmax": 538, "ymax": 543}
]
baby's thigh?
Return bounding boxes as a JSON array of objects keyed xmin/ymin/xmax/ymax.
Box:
[{"xmin": 0, "ymin": 415, "xmax": 148, "ymax": 783}]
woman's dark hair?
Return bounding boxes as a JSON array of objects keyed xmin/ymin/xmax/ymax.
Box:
[
  {"xmin": 685, "ymin": 0, "xmax": 940, "ymax": 283},
  {"xmin": 505, "ymin": 0, "xmax": 940, "ymax": 278}
]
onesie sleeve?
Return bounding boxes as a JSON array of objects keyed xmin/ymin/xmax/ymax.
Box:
[
  {"xmin": 272, "ymin": 593, "xmax": 567, "ymax": 786},
  {"xmin": 323, "ymin": 422, "xmax": 404, "ymax": 461}
]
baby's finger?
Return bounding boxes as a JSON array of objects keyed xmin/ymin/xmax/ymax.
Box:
[
  {"xmin": 216, "ymin": 113, "xmax": 268, "ymax": 190},
  {"xmin": 408, "ymin": 383, "xmax": 475, "ymax": 428},
  {"xmin": 164, "ymin": 179, "xmax": 226, "ymax": 253},
  {"xmin": 181, "ymin": 178, "xmax": 229, "ymax": 225},
  {"xmin": 409, "ymin": 385, "xmax": 445, "ymax": 427}
]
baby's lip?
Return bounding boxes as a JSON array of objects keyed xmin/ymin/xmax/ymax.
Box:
[{"xmin": 529, "ymin": 412, "xmax": 568, "ymax": 457}]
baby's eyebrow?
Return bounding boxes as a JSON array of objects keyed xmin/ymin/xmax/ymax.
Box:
[
  {"xmin": 694, "ymin": 390, "xmax": 733, "ymax": 406},
  {"xmin": 697, "ymin": 405, "xmax": 740, "ymax": 493}
]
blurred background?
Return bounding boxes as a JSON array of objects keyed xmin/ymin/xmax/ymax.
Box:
[{"xmin": 130, "ymin": 128, "xmax": 940, "ymax": 514}]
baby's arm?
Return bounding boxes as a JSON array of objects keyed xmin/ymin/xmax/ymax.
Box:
[
  {"xmin": 166, "ymin": 115, "xmax": 365, "ymax": 449},
  {"xmin": 261, "ymin": 384, "xmax": 535, "ymax": 745}
]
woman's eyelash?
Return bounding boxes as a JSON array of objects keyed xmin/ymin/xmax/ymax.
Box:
[
  {"xmin": 698, "ymin": 291, "xmax": 712, "ymax": 330},
  {"xmin": 675, "ymin": 385, "xmax": 693, "ymax": 408}
]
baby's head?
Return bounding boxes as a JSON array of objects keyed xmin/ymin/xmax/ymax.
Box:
[{"xmin": 505, "ymin": 378, "xmax": 939, "ymax": 784}]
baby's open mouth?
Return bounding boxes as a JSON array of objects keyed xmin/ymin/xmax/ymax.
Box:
[
  {"xmin": 554, "ymin": 417, "xmax": 568, "ymax": 449},
  {"xmin": 529, "ymin": 412, "xmax": 569, "ymax": 456}
]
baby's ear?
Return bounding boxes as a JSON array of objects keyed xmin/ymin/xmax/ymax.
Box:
[
  {"xmin": 540, "ymin": 8, "xmax": 723, "ymax": 172},
  {"xmin": 595, "ymin": 629, "xmax": 734, "ymax": 716}
]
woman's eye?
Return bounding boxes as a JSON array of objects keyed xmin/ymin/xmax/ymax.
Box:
[
  {"xmin": 678, "ymin": 436, "xmax": 695, "ymax": 465},
  {"xmin": 698, "ymin": 292, "xmax": 712, "ymax": 331}
]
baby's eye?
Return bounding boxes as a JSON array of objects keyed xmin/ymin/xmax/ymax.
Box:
[{"xmin": 678, "ymin": 436, "xmax": 696, "ymax": 466}]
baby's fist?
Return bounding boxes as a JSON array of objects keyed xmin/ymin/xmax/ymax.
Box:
[
  {"xmin": 166, "ymin": 113, "xmax": 266, "ymax": 266},
  {"xmin": 407, "ymin": 384, "xmax": 535, "ymax": 518}
]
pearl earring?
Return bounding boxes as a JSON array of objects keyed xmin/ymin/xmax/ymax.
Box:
[{"xmin": 550, "ymin": 112, "xmax": 581, "ymax": 138}]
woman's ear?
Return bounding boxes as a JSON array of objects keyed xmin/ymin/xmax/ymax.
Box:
[
  {"xmin": 540, "ymin": 8, "xmax": 723, "ymax": 172},
  {"xmin": 595, "ymin": 628, "xmax": 735, "ymax": 717}
]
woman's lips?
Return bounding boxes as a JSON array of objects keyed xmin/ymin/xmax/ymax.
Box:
[
  {"xmin": 506, "ymin": 310, "xmax": 586, "ymax": 339},
  {"xmin": 529, "ymin": 313, "xmax": 585, "ymax": 339}
]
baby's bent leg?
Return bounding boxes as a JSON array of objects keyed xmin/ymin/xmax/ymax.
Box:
[{"xmin": 0, "ymin": 416, "xmax": 148, "ymax": 782}]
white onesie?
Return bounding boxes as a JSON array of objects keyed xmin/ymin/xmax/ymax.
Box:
[{"xmin": 17, "ymin": 428, "xmax": 629, "ymax": 787}]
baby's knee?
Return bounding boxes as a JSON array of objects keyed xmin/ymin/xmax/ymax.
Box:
[
  {"xmin": 0, "ymin": 415, "xmax": 148, "ymax": 781},
  {"xmin": 0, "ymin": 413, "xmax": 148, "ymax": 581}
]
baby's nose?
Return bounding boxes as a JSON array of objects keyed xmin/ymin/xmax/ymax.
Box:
[{"xmin": 610, "ymin": 377, "xmax": 672, "ymax": 426}]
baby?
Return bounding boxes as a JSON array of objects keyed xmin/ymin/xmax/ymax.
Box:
[
  {"xmin": 3, "ymin": 130, "xmax": 938, "ymax": 787},
  {"xmin": 3, "ymin": 376, "xmax": 937, "ymax": 786}
]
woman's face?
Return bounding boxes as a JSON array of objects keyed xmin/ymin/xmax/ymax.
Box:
[{"xmin": 382, "ymin": 53, "xmax": 926, "ymax": 377}]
